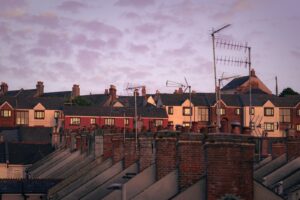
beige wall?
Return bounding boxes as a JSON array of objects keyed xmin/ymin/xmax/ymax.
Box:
[
  {"xmin": 0, "ymin": 164, "xmax": 29, "ymax": 178},
  {"xmin": 243, "ymin": 101, "xmax": 281, "ymax": 137},
  {"xmin": 166, "ymin": 99, "xmax": 195, "ymax": 127},
  {"xmin": 27, "ymin": 103, "xmax": 61, "ymax": 128}
]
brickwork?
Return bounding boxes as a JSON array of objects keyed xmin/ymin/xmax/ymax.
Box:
[
  {"xmin": 75, "ymin": 135, "xmax": 81, "ymax": 150},
  {"xmin": 139, "ymin": 134, "xmax": 155, "ymax": 171},
  {"xmin": 287, "ymin": 138, "xmax": 300, "ymax": 161},
  {"xmin": 80, "ymin": 134, "xmax": 87, "ymax": 153},
  {"xmin": 103, "ymin": 134, "xmax": 114, "ymax": 159},
  {"xmin": 155, "ymin": 134, "xmax": 177, "ymax": 180},
  {"xmin": 272, "ymin": 142, "xmax": 286, "ymax": 158},
  {"xmin": 261, "ymin": 138, "xmax": 269, "ymax": 157},
  {"xmin": 178, "ymin": 134, "xmax": 204, "ymax": 191},
  {"xmin": 124, "ymin": 137, "xmax": 138, "ymax": 168},
  {"xmin": 112, "ymin": 134, "xmax": 124, "ymax": 164},
  {"xmin": 205, "ymin": 141, "xmax": 254, "ymax": 200}
]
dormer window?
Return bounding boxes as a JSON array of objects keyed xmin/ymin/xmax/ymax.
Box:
[
  {"xmin": 34, "ymin": 110, "xmax": 45, "ymax": 119},
  {"xmin": 264, "ymin": 108, "xmax": 274, "ymax": 116}
]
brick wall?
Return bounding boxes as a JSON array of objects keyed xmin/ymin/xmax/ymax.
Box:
[
  {"xmin": 124, "ymin": 136, "xmax": 138, "ymax": 168},
  {"xmin": 103, "ymin": 133, "xmax": 114, "ymax": 159},
  {"xmin": 155, "ymin": 133, "xmax": 178, "ymax": 180},
  {"xmin": 112, "ymin": 134, "xmax": 124, "ymax": 164},
  {"xmin": 287, "ymin": 138, "xmax": 300, "ymax": 161},
  {"xmin": 139, "ymin": 134, "xmax": 155, "ymax": 171},
  {"xmin": 205, "ymin": 138, "xmax": 254, "ymax": 200},
  {"xmin": 272, "ymin": 142, "xmax": 286, "ymax": 158},
  {"xmin": 178, "ymin": 134, "xmax": 204, "ymax": 191}
]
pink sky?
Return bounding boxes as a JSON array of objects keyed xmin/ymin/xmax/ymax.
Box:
[{"xmin": 0, "ymin": 0, "xmax": 299, "ymax": 95}]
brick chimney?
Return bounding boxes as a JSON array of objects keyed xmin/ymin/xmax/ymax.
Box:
[
  {"xmin": 178, "ymin": 87, "xmax": 183, "ymax": 94},
  {"xmin": 250, "ymin": 69, "xmax": 256, "ymax": 77},
  {"xmin": 36, "ymin": 81, "xmax": 44, "ymax": 97},
  {"xmin": 155, "ymin": 132, "xmax": 178, "ymax": 180},
  {"xmin": 139, "ymin": 133, "xmax": 155, "ymax": 171},
  {"xmin": 0, "ymin": 82, "xmax": 8, "ymax": 95},
  {"xmin": 109, "ymin": 85, "xmax": 117, "ymax": 102},
  {"xmin": 112, "ymin": 134, "xmax": 124, "ymax": 164},
  {"xmin": 142, "ymin": 86, "xmax": 146, "ymax": 96},
  {"xmin": 104, "ymin": 89, "xmax": 109, "ymax": 95},
  {"xmin": 205, "ymin": 134, "xmax": 254, "ymax": 200},
  {"xmin": 103, "ymin": 133, "xmax": 114, "ymax": 159},
  {"xmin": 286, "ymin": 137, "xmax": 300, "ymax": 161},
  {"xmin": 72, "ymin": 84, "xmax": 80, "ymax": 99},
  {"xmin": 124, "ymin": 134, "xmax": 138, "ymax": 168}
]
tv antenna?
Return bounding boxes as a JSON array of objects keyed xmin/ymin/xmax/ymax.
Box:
[
  {"xmin": 126, "ymin": 83, "xmax": 145, "ymax": 150},
  {"xmin": 166, "ymin": 77, "xmax": 192, "ymax": 131}
]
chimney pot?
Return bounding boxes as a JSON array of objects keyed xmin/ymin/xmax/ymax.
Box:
[
  {"xmin": 72, "ymin": 84, "xmax": 80, "ymax": 98},
  {"xmin": 0, "ymin": 82, "xmax": 8, "ymax": 95},
  {"xmin": 250, "ymin": 69, "xmax": 256, "ymax": 77},
  {"xmin": 142, "ymin": 86, "xmax": 146, "ymax": 96},
  {"xmin": 109, "ymin": 85, "xmax": 117, "ymax": 102}
]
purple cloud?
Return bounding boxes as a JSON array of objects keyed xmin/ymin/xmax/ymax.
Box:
[
  {"xmin": 135, "ymin": 23, "xmax": 162, "ymax": 34},
  {"xmin": 27, "ymin": 48, "xmax": 49, "ymax": 57},
  {"xmin": 57, "ymin": 1, "xmax": 87, "ymax": 13},
  {"xmin": 76, "ymin": 20, "xmax": 123, "ymax": 38},
  {"xmin": 0, "ymin": 0, "xmax": 26, "ymax": 11},
  {"xmin": 71, "ymin": 34, "xmax": 106, "ymax": 49},
  {"xmin": 129, "ymin": 43, "xmax": 149, "ymax": 54},
  {"xmin": 122, "ymin": 12, "xmax": 140, "ymax": 19},
  {"xmin": 37, "ymin": 31, "xmax": 72, "ymax": 58},
  {"xmin": 76, "ymin": 49, "xmax": 101, "ymax": 68},
  {"xmin": 115, "ymin": 0, "xmax": 155, "ymax": 8},
  {"xmin": 291, "ymin": 50, "xmax": 300, "ymax": 58},
  {"xmin": 164, "ymin": 43, "xmax": 196, "ymax": 57}
]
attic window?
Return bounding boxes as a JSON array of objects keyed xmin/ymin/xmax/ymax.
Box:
[
  {"xmin": 264, "ymin": 108, "xmax": 274, "ymax": 116},
  {"xmin": 183, "ymin": 107, "xmax": 192, "ymax": 116},
  {"xmin": 1, "ymin": 110, "xmax": 11, "ymax": 117},
  {"xmin": 34, "ymin": 110, "xmax": 45, "ymax": 119}
]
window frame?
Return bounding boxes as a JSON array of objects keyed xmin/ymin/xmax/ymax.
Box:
[
  {"xmin": 198, "ymin": 108, "xmax": 209, "ymax": 122},
  {"xmin": 155, "ymin": 119, "xmax": 163, "ymax": 127},
  {"xmin": 168, "ymin": 107, "xmax": 174, "ymax": 115},
  {"xmin": 264, "ymin": 122, "xmax": 274, "ymax": 132},
  {"xmin": 34, "ymin": 110, "xmax": 45, "ymax": 120},
  {"xmin": 16, "ymin": 111, "xmax": 29, "ymax": 125},
  {"xmin": 124, "ymin": 118, "xmax": 129, "ymax": 126},
  {"xmin": 279, "ymin": 108, "xmax": 291, "ymax": 123},
  {"xmin": 0, "ymin": 109, "xmax": 11, "ymax": 117},
  {"xmin": 235, "ymin": 108, "xmax": 240, "ymax": 115},
  {"xmin": 264, "ymin": 107, "xmax": 274, "ymax": 116},
  {"xmin": 183, "ymin": 107, "xmax": 192, "ymax": 116},
  {"xmin": 297, "ymin": 109, "xmax": 300, "ymax": 116},
  {"xmin": 183, "ymin": 121, "xmax": 190, "ymax": 127},
  {"xmin": 90, "ymin": 118, "xmax": 96, "ymax": 125},
  {"xmin": 216, "ymin": 108, "xmax": 225, "ymax": 115},
  {"xmin": 250, "ymin": 107, "xmax": 255, "ymax": 115},
  {"xmin": 54, "ymin": 111, "xmax": 60, "ymax": 119},
  {"xmin": 296, "ymin": 124, "xmax": 300, "ymax": 132},
  {"xmin": 104, "ymin": 118, "xmax": 115, "ymax": 126},
  {"xmin": 70, "ymin": 117, "xmax": 80, "ymax": 125}
]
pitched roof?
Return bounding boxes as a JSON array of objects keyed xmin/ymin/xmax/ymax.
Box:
[
  {"xmin": 239, "ymin": 94, "xmax": 276, "ymax": 106},
  {"xmin": 0, "ymin": 143, "xmax": 54, "ymax": 164},
  {"xmin": 221, "ymin": 76, "xmax": 249, "ymax": 90},
  {"xmin": 42, "ymin": 91, "xmax": 71, "ymax": 98},
  {"xmin": 16, "ymin": 97, "xmax": 65, "ymax": 110},
  {"xmin": 0, "ymin": 179, "xmax": 61, "ymax": 193},
  {"xmin": 271, "ymin": 95, "xmax": 300, "ymax": 107},
  {"xmin": 159, "ymin": 93, "xmax": 190, "ymax": 106},
  {"xmin": 79, "ymin": 94, "xmax": 110, "ymax": 106}
]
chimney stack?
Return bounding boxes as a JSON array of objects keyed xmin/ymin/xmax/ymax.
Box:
[
  {"xmin": 109, "ymin": 85, "xmax": 117, "ymax": 102},
  {"xmin": 178, "ymin": 87, "xmax": 183, "ymax": 94},
  {"xmin": 142, "ymin": 86, "xmax": 146, "ymax": 96},
  {"xmin": 250, "ymin": 69, "xmax": 256, "ymax": 77},
  {"xmin": 36, "ymin": 81, "xmax": 44, "ymax": 97},
  {"xmin": 134, "ymin": 88, "xmax": 139, "ymax": 96},
  {"xmin": 104, "ymin": 89, "xmax": 109, "ymax": 95},
  {"xmin": 72, "ymin": 84, "xmax": 80, "ymax": 99},
  {"xmin": 0, "ymin": 82, "xmax": 8, "ymax": 95}
]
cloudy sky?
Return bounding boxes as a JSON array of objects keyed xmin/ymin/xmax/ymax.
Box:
[{"xmin": 0, "ymin": 0, "xmax": 299, "ymax": 95}]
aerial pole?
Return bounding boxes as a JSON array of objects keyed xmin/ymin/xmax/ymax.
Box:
[
  {"xmin": 247, "ymin": 47, "xmax": 252, "ymax": 135},
  {"xmin": 211, "ymin": 24, "xmax": 231, "ymax": 132}
]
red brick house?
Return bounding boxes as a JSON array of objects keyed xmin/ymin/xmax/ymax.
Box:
[{"xmin": 63, "ymin": 106, "xmax": 168, "ymax": 131}]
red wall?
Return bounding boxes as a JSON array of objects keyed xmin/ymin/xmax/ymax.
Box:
[{"xmin": 0, "ymin": 103, "xmax": 15, "ymax": 127}]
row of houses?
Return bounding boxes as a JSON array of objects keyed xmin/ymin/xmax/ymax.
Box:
[{"xmin": 1, "ymin": 71, "xmax": 300, "ymax": 137}]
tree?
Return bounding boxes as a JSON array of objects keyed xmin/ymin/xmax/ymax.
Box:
[{"xmin": 279, "ymin": 87, "xmax": 299, "ymax": 97}]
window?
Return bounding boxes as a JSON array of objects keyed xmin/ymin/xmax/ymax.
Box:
[
  {"xmin": 216, "ymin": 108, "xmax": 225, "ymax": 115},
  {"xmin": 16, "ymin": 111, "xmax": 29, "ymax": 125},
  {"xmin": 1, "ymin": 110, "xmax": 11, "ymax": 117},
  {"xmin": 70, "ymin": 117, "xmax": 80, "ymax": 125},
  {"xmin": 90, "ymin": 118, "xmax": 96, "ymax": 125},
  {"xmin": 104, "ymin": 118, "xmax": 115, "ymax": 126},
  {"xmin": 264, "ymin": 123, "xmax": 274, "ymax": 131},
  {"xmin": 124, "ymin": 118, "xmax": 129, "ymax": 126},
  {"xmin": 280, "ymin": 109, "xmax": 291, "ymax": 122},
  {"xmin": 264, "ymin": 108, "xmax": 274, "ymax": 116},
  {"xmin": 297, "ymin": 109, "xmax": 300, "ymax": 116},
  {"xmin": 54, "ymin": 111, "xmax": 60, "ymax": 119},
  {"xmin": 183, "ymin": 107, "xmax": 192, "ymax": 116},
  {"xmin": 297, "ymin": 124, "xmax": 300, "ymax": 132},
  {"xmin": 250, "ymin": 107, "xmax": 255, "ymax": 115},
  {"xmin": 183, "ymin": 122, "xmax": 190, "ymax": 127},
  {"xmin": 235, "ymin": 108, "xmax": 240, "ymax": 115},
  {"xmin": 34, "ymin": 110, "xmax": 45, "ymax": 119},
  {"xmin": 168, "ymin": 121, "xmax": 173, "ymax": 126},
  {"xmin": 155, "ymin": 119, "xmax": 163, "ymax": 127},
  {"xmin": 250, "ymin": 122, "xmax": 255, "ymax": 130},
  {"xmin": 198, "ymin": 108, "xmax": 209, "ymax": 121},
  {"xmin": 168, "ymin": 107, "xmax": 173, "ymax": 115}
]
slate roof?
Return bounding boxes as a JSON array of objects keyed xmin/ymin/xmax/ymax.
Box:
[
  {"xmin": 0, "ymin": 143, "xmax": 54, "ymax": 165},
  {"xmin": 117, "ymin": 96, "xmax": 147, "ymax": 107},
  {"xmin": 0, "ymin": 179, "xmax": 61, "ymax": 194},
  {"xmin": 271, "ymin": 95, "xmax": 300, "ymax": 107},
  {"xmin": 79, "ymin": 94, "xmax": 110, "ymax": 106},
  {"xmin": 63, "ymin": 106, "xmax": 168, "ymax": 118},
  {"xmin": 42, "ymin": 91, "xmax": 71, "ymax": 98},
  {"xmin": 221, "ymin": 76, "xmax": 249, "ymax": 90},
  {"xmin": 239, "ymin": 94, "xmax": 276, "ymax": 106},
  {"xmin": 3, "ymin": 89, "xmax": 37, "ymax": 98},
  {"xmin": 159, "ymin": 93, "xmax": 190, "ymax": 106}
]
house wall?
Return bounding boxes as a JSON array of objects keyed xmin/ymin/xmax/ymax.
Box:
[
  {"xmin": 28, "ymin": 104, "xmax": 61, "ymax": 127},
  {"xmin": 293, "ymin": 104, "xmax": 300, "ymax": 135},
  {"xmin": 165, "ymin": 100, "xmax": 195, "ymax": 127},
  {"xmin": 243, "ymin": 101, "xmax": 281, "ymax": 137},
  {"xmin": 0, "ymin": 103, "xmax": 15, "ymax": 127},
  {"xmin": 0, "ymin": 164, "xmax": 28, "ymax": 178}
]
